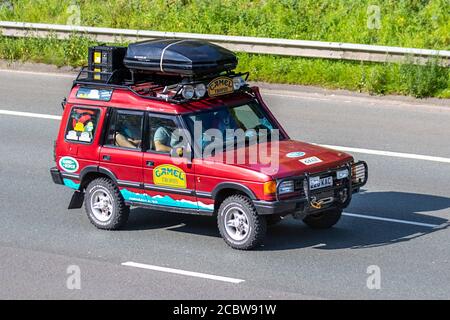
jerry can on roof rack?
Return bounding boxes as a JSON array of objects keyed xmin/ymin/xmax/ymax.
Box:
[{"xmin": 88, "ymin": 45, "xmax": 127, "ymax": 81}]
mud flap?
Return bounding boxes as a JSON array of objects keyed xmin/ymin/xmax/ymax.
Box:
[{"xmin": 68, "ymin": 191, "xmax": 85, "ymax": 209}]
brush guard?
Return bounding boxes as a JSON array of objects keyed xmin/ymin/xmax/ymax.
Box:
[{"xmin": 274, "ymin": 161, "xmax": 368, "ymax": 219}]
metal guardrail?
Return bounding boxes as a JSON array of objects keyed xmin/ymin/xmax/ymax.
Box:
[{"xmin": 1, "ymin": 21, "xmax": 449, "ymax": 66}]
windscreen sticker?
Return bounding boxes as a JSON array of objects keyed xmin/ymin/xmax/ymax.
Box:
[
  {"xmin": 299, "ymin": 156, "xmax": 322, "ymax": 166},
  {"xmin": 286, "ymin": 151, "xmax": 306, "ymax": 158},
  {"xmin": 74, "ymin": 122, "xmax": 85, "ymax": 132},
  {"xmin": 79, "ymin": 132, "xmax": 92, "ymax": 142},
  {"xmin": 59, "ymin": 156, "xmax": 79, "ymax": 173},
  {"xmin": 153, "ymin": 164, "xmax": 187, "ymax": 189},
  {"xmin": 76, "ymin": 88, "xmax": 113, "ymax": 101},
  {"xmin": 66, "ymin": 130, "xmax": 79, "ymax": 141}
]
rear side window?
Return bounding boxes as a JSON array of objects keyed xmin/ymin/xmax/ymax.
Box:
[
  {"xmin": 65, "ymin": 107, "xmax": 99, "ymax": 143},
  {"xmin": 104, "ymin": 109, "xmax": 144, "ymax": 150}
]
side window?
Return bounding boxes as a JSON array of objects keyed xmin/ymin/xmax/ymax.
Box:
[
  {"xmin": 65, "ymin": 107, "xmax": 99, "ymax": 143},
  {"xmin": 231, "ymin": 103, "xmax": 273, "ymax": 131},
  {"xmin": 148, "ymin": 115, "xmax": 183, "ymax": 153},
  {"xmin": 231, "ymin": 104, "xmax": 260, "ymax": 129},
  {"xmin": 104, "ymin": 110, "xmax": 144, "ymax": 150}
]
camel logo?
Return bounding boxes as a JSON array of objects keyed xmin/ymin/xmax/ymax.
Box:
[
  {"xmin": 207, "ymin": 76, "xmax": 234, "ymax": 97},
  {"xmin": 153, "ymin": 164, "xmax": 186, "ymax": 189}
]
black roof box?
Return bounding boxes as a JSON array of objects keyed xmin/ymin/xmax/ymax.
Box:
[{"xmin": 123, "ymin": 39, "xmax": 238, "ymax": 77}]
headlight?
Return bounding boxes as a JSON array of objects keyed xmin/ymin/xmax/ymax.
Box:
[
  {"xmin": 181, "ymin": 85, "xmax": 195, "ymax": 99},
  {"xmin": 232, "ymin": 76, "xmax": 246, "ymax": 90},
  {"xmin": 336, "ymin": 169, "xmax": 349, "ymax": 179},
  {"xmin": 352, "ymin": 162, "xmax": 367, "ymax": 184},
  {"xmin": 194, "ymin": 83, "xmax": 206, "ymax": 98},
  {"xmin": 278, "ymin": 180, "xmax": 294, "ymax": 194}
]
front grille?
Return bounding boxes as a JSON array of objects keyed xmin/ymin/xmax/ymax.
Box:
[
  {"xmin": 294, "ymin": 178, "xmax": 304, "ymax": 192},
  {"xmin": 278, "ymin": 164, "xmax": 350, "ymax": 200}
]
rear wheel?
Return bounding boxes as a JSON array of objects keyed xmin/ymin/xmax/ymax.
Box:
[
  {"xmin": 302, "ymin": 208, "xmax": 342, "ymax": 229},
  {"xmin": 85, "ymin": 177, "xmax": 129, "ymax": 230},
  {"xmin": 217, "ymin": 195, "xmax": 267, "ymax": 250}
]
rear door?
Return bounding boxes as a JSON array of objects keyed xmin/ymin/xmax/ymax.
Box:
[
  {"xmin": 57, "ymin": 105, "xmax": 104, "ymax": 189},
  {"xmin": 99, "ymin": 109, "xmax": 144, "ymax": 195}
]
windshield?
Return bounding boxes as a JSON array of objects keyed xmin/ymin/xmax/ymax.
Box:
[{"xmin": 183, "ymin": 100, "xmax": 281, "ymax": 154}]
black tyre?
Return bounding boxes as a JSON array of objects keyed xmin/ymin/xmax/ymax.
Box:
[
  {"xmin": 266, "ymin": 215, "xmax": 282, "ymax": 226},
  {"xmin": 84, "ymin": 177, "xmax": 130, "ymax": 230},
  {"xmin": 217, "ymin": 194, "xmax": 267, "ymax": 250},
  {"xmin": 302, "ymin": 208, "xmax": 342, "ymax": 229}
]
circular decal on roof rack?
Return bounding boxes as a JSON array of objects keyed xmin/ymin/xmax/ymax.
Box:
[
  {"xmin": 207, "ymin": 76, "xmax": 234, "ymax": 97},
  {"xmin": 286, "ymin": 151, "xmax": 306, "ymax": 158},
  {"xmin": 59, "ymin": 156, "xmax": 79, "ymax": 173}
]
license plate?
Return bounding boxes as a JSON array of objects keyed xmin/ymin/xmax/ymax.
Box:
[{"xmin": 309, "ymin": 176, "xmax": 333, "ymax": 190}]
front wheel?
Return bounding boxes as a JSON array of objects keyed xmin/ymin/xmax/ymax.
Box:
[
  {"xmin": 85, "ymin": 177, "xmax": 130, "ymax": 230},
  {"xmin": 302, "ymin": 208, "xmax": 342, "ymax": 229},
  {"xmin": 217, "ymin": 195, "xmax": 267, "ymax": 250}
]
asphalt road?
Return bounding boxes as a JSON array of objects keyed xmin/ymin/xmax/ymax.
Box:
[{"xmin": 0, "ymin": 69, "xmax": 449, "ymax": 299}]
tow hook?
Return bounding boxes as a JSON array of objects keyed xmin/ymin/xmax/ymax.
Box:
[
  {"xmin": 310, "ymin": 198, "xmax": 323, "ymax": 209},
  {"xmin": 310, "ymin": 196, "xmax": 334, "ymax": 209}
]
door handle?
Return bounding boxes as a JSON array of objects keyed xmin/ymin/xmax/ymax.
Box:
[
  {"xmin": 103, "ymin": 155, "xmax": 111, "ymax": 161},
  {"xmin": 146, "ymin": 161, "xmax": 154, "ymax": 167}
]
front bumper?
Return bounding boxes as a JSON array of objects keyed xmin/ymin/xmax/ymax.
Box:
[
  {"xmin": 253, "ymin": 161, "xmax": 368, "ymax": 216},
  {"xmin": 253, "ymin": 198, "xmax": 303, "ymax": 215}
]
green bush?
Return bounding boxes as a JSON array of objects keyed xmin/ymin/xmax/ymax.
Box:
[
  {"xmin": 365, "ymin": 66, "xmax": 388, "ymax": 95},
  {"xmin": 1, "ymin": 0, "xmax": 448, "ymax": 50},
  {"xmin": 399, "ymin": 60, "xmax": 449, "ymax": 98},
  {"xmin": 0, "ymin": 0, "xmax": 448, "ymax": 98}
]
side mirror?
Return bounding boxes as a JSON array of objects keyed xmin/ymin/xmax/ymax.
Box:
[{"xmin": 61, "ymin": 97, "xmax": 67, "ymax": 110}]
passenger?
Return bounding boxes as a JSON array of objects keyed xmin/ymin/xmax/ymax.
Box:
[
  {"xmin": 153, "ymin": 124, "xmax": 180, "ymax": 152},
  {"xmin": 115, "ymin": 117, "xmax": 142, "ymax": 148}
]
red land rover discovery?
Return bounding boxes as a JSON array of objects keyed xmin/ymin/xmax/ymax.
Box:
[{"xmin": 50, "ymin": 40, "xmax": 368, "ymax": 250}]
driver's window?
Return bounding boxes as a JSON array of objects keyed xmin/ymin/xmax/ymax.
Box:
[{"xmin": 148, "ymin": 115, "xmax": 182, "ymax": 153}]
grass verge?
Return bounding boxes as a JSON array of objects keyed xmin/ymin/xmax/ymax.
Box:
[{"xmin": 0, "ymin": 35, "xmax": 448, "ymax": 98}]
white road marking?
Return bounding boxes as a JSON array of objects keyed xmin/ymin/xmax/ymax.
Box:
[
  {"xmin": 0, "ymin": 109, "xmax": 62, "ymax": 120},
  {"xmin": 1, "ymin": 108, "xmax": 450, "ymax": 164},
  {"xmin": 0, "ymin": 69, "xmax": 75, "ymax": 78},
  {"xmin": 343, "ymin": 212, "xmax": 441, "ymax": 228},
  {"xmin": 264, "ymin": 92, "xmax": 331, "ymax": 101},
  {"xmin": 261, "ymin": 89, "xmax": 449, "ymax": 110},
  {"xmin": 317, "ymin": 144, "xmax": 450, "ymax": 164},
  {"xmin": 121, "ymin": 261, "xmax": 245, "ymax": 284}
]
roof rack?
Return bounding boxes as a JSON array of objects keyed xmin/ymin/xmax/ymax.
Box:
[{"xmin": 73, "ymin": 67, "xmax": 251, "ymax": 104}]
